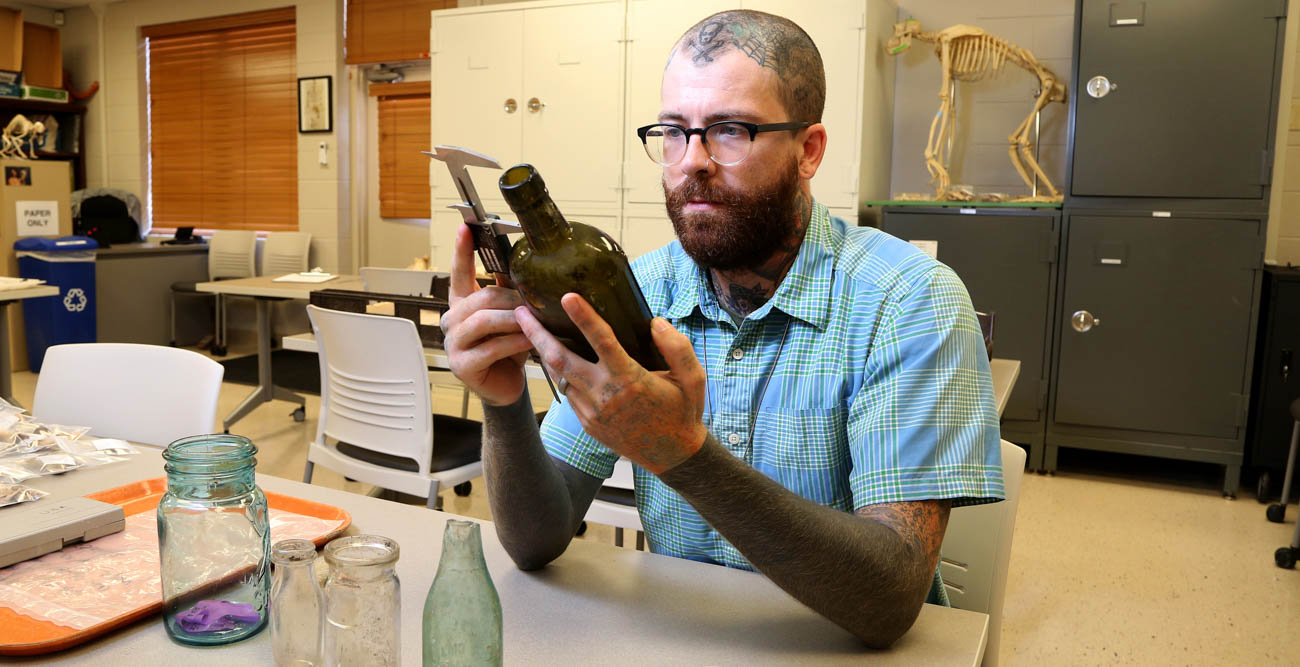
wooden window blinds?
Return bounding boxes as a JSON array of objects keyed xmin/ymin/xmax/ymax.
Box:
[
  {"xmin": 373, "ymin": 81, "xmax": 431, "ymax": 219},
  {"xmin": 144, "ymin": 8, "xmax": 298, "ymax": 232},
  {"xmin": 346, "ymin": 0, "xmax": 454, "ymax": 65}
]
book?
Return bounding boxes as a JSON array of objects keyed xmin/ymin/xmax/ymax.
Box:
[{"xmin": 21, "ymin": 84, "xmax": 68, "ymax": 103}]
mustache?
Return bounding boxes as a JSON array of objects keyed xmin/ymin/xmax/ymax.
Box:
[{"xmin": 666, "ymin": 176, "xmax": 746, "ymax": 208}]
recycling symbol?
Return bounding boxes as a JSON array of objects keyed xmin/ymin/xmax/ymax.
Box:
[{"xmin": 63, "ymin": 288, "xmax": 88, "ymax": 313}]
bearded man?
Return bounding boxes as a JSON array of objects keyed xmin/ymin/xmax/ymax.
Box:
[{"xmin": 440, "ymin": 9, "xmax": 1004, "ymax": 647}]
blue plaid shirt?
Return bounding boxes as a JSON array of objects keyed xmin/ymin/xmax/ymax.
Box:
[{"xmin": 540, "ymin": 202, "xmax": 1004, "ymax": 600}]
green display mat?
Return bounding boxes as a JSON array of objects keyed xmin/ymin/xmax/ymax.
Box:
[{"xmin": 864, "ymin": 200, "xmax": 1063, "ymax": 209}]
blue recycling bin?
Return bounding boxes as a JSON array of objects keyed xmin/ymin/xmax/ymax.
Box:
[{"xmin": 15, "ymin": 236, "xmax": 99, "ymax": 372}]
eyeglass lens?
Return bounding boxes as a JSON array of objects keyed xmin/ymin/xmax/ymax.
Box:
[{"xmin": 643, "ymin": 123, "xmax": 753, "ymax": 166}]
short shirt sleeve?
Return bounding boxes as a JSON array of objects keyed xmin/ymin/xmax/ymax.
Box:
[{"xmin": 847, "ymin": 265, "xmax": 1005, "ymax": 509}]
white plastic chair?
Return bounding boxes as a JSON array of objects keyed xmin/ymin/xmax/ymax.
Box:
[
  {"xmin": 583, "ymin": 457, "xmax": 645, "ymax": 549},
  {"xmin": 940, "ymin": 439, "xmax": 1027, "ymax": 667},
  {"xmin": 32, "ymin": 343, "xmax": 224, "ymax": 448},
  {"xmin": 261, "ymin": 231, "xmax": 312, "ymax": 276},
  {"xmin": 170, "ymin": 230, "xmax": 257, "ymax": 355},
  {"xmin": 302, "ymin": 305, "xmax": 482, "ymax": 508},
  {"xmin": 360, "ymin": 267, "xmax": 446, "ymax": 297}
]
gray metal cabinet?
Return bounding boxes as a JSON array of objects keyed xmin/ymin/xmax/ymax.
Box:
[
  {"xmin": 879, "ymin": 206, "xmax": 1061, "ymax": 470},
  {"xmin": 1068, "ymin": 0, "xmax": 1286, "ymax": 204},
  {"xmin": 1046, "ymin": 212, "xmax": 1264, "ymax": 494}
]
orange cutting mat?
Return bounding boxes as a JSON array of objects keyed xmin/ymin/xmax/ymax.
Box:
[{"xmin": 0, "ymin": 477, "xmax": 351, "ymax": 656}]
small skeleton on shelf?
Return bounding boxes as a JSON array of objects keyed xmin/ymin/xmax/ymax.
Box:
[
  {"xmin": 1, "ymin": 115, "xmax": 48, "ymax": 159},
  {"xmin": 886, "ymin": 19, "xmax": 1067, "ymax": 202}
]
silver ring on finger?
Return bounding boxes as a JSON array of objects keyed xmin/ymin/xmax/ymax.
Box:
[{"xmin": 557, "ymin": 377, "xmax": 569, "ymax": 395}]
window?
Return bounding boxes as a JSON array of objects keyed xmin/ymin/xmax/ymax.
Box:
[
  {"xmin": 373, "ymin": 81, "xmax": 431, "ymax": 219},
  {"xmin": 144, "ymin": 8, "xmax": 298, "ymax": 232},
  {"xmin": 345, "ymin": 0, "xmax": 454, "ymax": 65}
]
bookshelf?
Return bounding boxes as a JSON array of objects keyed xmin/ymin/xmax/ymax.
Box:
[{"xmin": 1, "ymin": 97, "xmax": 87, "ymax": 190}]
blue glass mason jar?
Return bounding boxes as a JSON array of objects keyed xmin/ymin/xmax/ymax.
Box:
[{"xmin": 158, "ymin": 434, "xmax": 270, "ymax": 645}]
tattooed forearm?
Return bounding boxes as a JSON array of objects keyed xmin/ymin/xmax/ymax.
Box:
[
  {"xmin": 660, "ymin": 436, "xmax": 951, "ymax": 647},
  {"xmin": 481, "ymin": 392, "xmax": 602, "ymax": 570}
]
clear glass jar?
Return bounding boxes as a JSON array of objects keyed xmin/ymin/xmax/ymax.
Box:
[
  {"xmin": 423, "ymin": 519, "xmax": 502, "ymax": 667},
  {"xmin": 271, "ymin": 539, "xmax": 325, "ymax": 666},
  {"xmin": 323, "ymin": 535, "xmax": 401, "ymax": 667},
  {"xmin": 158, "ymin": 434, "xmax": 270, "ymax": 645}
]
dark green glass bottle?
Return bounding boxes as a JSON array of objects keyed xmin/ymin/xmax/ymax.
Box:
[{"xmin": 499, "ymin": 164, "xmax": 667, "ymax": 371}]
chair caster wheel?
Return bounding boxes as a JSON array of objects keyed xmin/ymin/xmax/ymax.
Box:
[
  {"xmin": 292, "ymin": 407, "xmax": 305, "ymax": 422},
  {"xmin": 169, "ymin": 340, "xmax": 177, "ymax": 347},
  {"xmin": 1267, "ymin": 504, "xmax": 1287, "ymax": 523},
  {"xmin": 211, "ymin": 345, "xmax": 227, "ymax": 357},
  {"xmin": 454, "ymin": 481, "xmax": 472, "ymax": 496},
  {"xmin": 222, "ymin": 428, "xmax": 230, "ymax": 434},
  {"xmin": 1276, "ymin": 546, "xmax": 1298, "ymax": 569},
  {"xmin": 576, "ymin": 521, "xmax": 588, "ymax": 536}
]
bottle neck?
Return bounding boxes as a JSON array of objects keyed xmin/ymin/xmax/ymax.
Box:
[
  {"xmin": 437, "ymin": 521, "xmax": 487, "ymax": 573},
  {"xmin": 517, "ymin": 197, "xmax": 570, "ymax": 255}
]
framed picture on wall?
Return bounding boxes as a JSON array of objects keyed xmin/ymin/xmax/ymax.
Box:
[{"xmin": 298, "ymin": 75, "xmax": 333, "ymax": 133}]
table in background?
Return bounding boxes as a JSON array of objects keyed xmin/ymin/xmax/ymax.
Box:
[
  {"xmin": 0, "ymin": 284, "xmax": 58, "ymax": 406},
  {"xmin": 991, "ymin": 358, "xmax": 1020, "ymax": 419},
  {"xmin": 197, "ymin": 274, "xmax": 367, "ymax": 431},
  {"xmin": 12, "ymin": 451, "xmax": 989, "ymax": 666},
  {"xmin": 95, "ymin": 241, "xmax": 208, "ymax": 346}
]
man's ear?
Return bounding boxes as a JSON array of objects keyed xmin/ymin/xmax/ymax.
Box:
[{"xmin": 797, "ymin": 123, "xmax": 828, "ymax": 180}]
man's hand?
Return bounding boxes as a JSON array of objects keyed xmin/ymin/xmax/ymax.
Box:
[
  {"xmin": 441, "ymin": 224, "xmax": 534, "ymax": 407},
  {"xmin": 514, "ymin": 293, "xmax": 708, "ymax": 474}
]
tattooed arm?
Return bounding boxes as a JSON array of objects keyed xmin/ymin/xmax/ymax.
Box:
[{"xmin": 660, "ymin": 435, "xmax": 951, "ymax": 648}]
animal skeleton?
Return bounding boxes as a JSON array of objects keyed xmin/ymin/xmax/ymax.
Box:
[
  {"xmin": 886, "ymin": 19, "xmax": 1067, "ymax": 201},
  {"xmin": 1, "ymin": 115, "xmax": 47, "ymax": 160}
]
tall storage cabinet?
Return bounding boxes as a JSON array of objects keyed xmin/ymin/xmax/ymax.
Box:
[
  {"xmin": 1049, "ymin": 0, "xmax": 1285, "ymax": 495},
  {"xmin": 429, "ymin": 0, "xmax": 627, "ymax": 269},
  {"xmin": 430, "ymin": 0, "xmax": 897, "ymax": 267}
]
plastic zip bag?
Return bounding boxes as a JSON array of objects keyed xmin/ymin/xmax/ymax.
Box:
[{"xmin": 0, "ymin": 482, "xmax": 48, "ymax": 508}]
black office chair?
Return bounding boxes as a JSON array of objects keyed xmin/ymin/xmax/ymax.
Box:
[{"xmin": 1269, "ymin": 398, "xmax": 1300, "ymax": 569}]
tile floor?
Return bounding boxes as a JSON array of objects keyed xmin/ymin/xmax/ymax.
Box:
[{"xmin": 13, "ymin": 347, "xmax": 1300, "ymax": 665}]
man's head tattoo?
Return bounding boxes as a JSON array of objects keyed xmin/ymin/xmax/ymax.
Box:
[{"xmin": 670, "ymin": 10, "xmax": 826, "ymax": 124}]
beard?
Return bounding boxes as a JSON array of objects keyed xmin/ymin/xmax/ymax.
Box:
[{"xmin": 662, "ymin": 157, "xmax": 802, "ymax": 271}]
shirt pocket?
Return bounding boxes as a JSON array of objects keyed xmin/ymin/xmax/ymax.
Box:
[{"xmin": 752, "ymin": 406, "xmax": 854, "ymax": 510}]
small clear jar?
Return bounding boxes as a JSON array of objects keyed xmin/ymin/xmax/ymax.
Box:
[
  {"xmin": 158, "ymin": 434, "xmax": 270, "ymax": 645},
  {"xmin": 323, "ymin": 535, "xmax": 401, "ymax": 667},
  {"xmin": 271, "ymin": 539, "xmax": 325, "ymax": 666}
]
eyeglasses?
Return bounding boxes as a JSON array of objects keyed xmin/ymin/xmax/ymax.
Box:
[{"xmin": 636, "ymin": 120, "xmax": 812, "ymax": 167}]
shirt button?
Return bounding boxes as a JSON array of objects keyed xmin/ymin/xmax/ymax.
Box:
[
  {"xmin": 728, "ymin": 432, "xmax": 741, "ymax": 445},
  {"xmin": 730, "ymin": 348, "xmax": 745, "ymax": 361}
]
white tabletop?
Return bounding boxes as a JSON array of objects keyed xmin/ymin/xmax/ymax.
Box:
[
  {"xmin": 0, "ymin": 284, "xmax": 58, "ymax": 302},
  {"xmin": 989, "ymin": 358, "xmax": 1021, "ymax": 418},
  {"xmin": 196, "ymin": 274, "xmax": 368, "ymax": 300},
  {"xmin": 11, "ymin": 450, "xmax": 989, "ymax": 666}
]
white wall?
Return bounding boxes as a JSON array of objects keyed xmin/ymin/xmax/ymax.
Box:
[
  {"xmin": 60, "ymin": 0, "xmax": 354, "ymax": 272},
  {"xmin": 889, "ymin": 0, "xmax": 1074, "ymax": 198},
  {"xmin": 1267, "ymin": 0, "xmax": 1300, "ymax": 265},
  {"xmin": 360, "ymin": 63, "xmax": 437, "ymax": 270}
]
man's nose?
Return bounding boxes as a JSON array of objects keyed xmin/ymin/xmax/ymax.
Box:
[{"xmin": 678, "ymin": 132, "xmax": 714, "ymax": 176}]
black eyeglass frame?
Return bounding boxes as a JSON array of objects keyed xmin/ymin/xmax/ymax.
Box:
[{"xmin": 636, "ymin": 120, "xmax": 813, "ymax": 166}]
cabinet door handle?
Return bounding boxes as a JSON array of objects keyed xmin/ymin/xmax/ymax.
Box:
[
  {"xmin": 1086, "ymin": 75, "xmax": 1116, "ymax": 98},
  {"xmin": 527, "ymin": 97, "xmax": 545, "ymax": 113},
  {"xmin": 1071, "ymin": 310, "xmax": 1100, "ymax": 333},
  {"xmin": 504, "ymin": 98, "xmax": 517, "ymax": 114}
]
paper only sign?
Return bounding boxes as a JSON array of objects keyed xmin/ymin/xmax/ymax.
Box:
[{"xmin": 16, "ymin": 201, "xmax": 58, "ymax": 237}]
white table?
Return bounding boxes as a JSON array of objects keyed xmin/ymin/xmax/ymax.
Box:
[
  {"xmin": 0, "ymin": 284, "xmax": 59, "ymax": 407},
  {"xmin": 196, "ymin": 274, "xmax": 367, "ymax": 431},
  {"xmin": 12, "ymin": 451, "xmax": 989, "ymax": 666},
  {"xmin": 990, "ymin": 358, "xmax": 1020, "ymax": 419}
]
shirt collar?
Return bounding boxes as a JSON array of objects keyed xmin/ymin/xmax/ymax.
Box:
[{"xmin": 663, "ymin": 201, "xmax": 835, "ymax": 331}]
